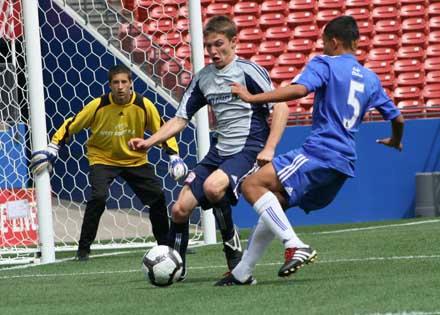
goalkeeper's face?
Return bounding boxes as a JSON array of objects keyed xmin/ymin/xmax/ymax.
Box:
[
  {"xmin": 110, "ymin": 73, "xmax": 132, "ymax": 105},
  {"xmin": 204, "ymin": 32, "xmax": 237, "ymax": 69}
]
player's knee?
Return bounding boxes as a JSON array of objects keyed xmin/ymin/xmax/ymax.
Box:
[
  {"xmin": 203, "ymin": 181, "xmax": 224, "ymax": 203},
  {"xmin": 241, "ymin": 175, "xmax": 256, "ymax": 200},
  {"xmin": 171, "ymin": 202, "xmax": 189, "ymax": 223}
]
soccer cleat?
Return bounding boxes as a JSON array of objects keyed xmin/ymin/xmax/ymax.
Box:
[
  {"xmin": 223, "ymin": 228, "xmax": 243, "ymax": 271},
  {"xmin": 278, "ymin": 246, "xmax": 317, "ymax": 277},
  {"xmin": 177, "ymin": 265, "xmax": 187, "ymax": 282},
  {"xmin": 214, "ymin": 272, "xmax": 257, "ymax": 286},
  {"xmin": 75, "ymin": 249, "xmax": 90, "ymax": 262}
]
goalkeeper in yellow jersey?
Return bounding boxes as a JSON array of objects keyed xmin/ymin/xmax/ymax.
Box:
[{"xmin": 30, "ymin": 64, "xmax": 188, "ymax": 261}]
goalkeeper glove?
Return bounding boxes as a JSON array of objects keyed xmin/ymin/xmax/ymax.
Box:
[
  {"xmin": 30, "ymin": 143, "xmax": 59, "ymax": 175},
  {"xmin": 168, "ymin": 155, "xmax": 188, "ymax": 181}
]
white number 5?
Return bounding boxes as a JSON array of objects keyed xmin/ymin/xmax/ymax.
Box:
[{"xmin": 344, "ymin": 80, "xmax": 364, "ymax": 130}]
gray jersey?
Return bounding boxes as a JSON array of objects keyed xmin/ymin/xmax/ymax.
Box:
[{"xmin": 176, "ymin": 57, "xmax": 275, "ymax": 156}]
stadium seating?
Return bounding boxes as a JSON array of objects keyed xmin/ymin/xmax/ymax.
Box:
[
  {"xmin": 397, "ymin": 46, "xmax": 425, "ymax": 60},
  {"xmin": 250, "ymin": 54, "xmax": 277, "ymax": 69},
  {"xmin": 286, "ymin": 12, "xmax": 315, "ymax": 27},
  {"xmin": 402, "ymin": 17, "xmax": 428, "ymax": 34},
  {"xmin": 288, "ymin": 0, "xmax": 317, "ymax": 13},
  {"xmin": 277, "ymin": 53, "xmax": 307, "ymax": 67},
  {"xmin": 233, "ymin": 2, "xmax": 260, "ymax": 15},
  {"xmin": 400, "ymin": 4, "xmax": 428, "ymax": 19},
  {"xmin": 259, "ymin": 40, "xmax": 286, "ymax": 56},
  {"xmin": 397, "ymin": 72, "xmax": 425, "ymax": 88},
  {"xmin": 286, "ymin": 38, "xmax": 314, "ymax": 53},
  {"xmin": 368, "ymin": 48, "xmax": 396, "ymax": 62},
  {"xmin": 259, "ymin": 13, "xmax": 286, "ymax": 29},
  {"xmin": 371, "ymin": 6, "xmax": 399, "ymax": 22},
  {"xmin": 261, "ymin": 0, "xmax": 288, "ymax": 14},
  {"xmin": 374, "ymin": 20, "xmax": 401, "ymax": 34},
  {"xmin": 238, "ymin": 27, "xmax": 264, "ymax": 43},
  {"xmin": 270, "ymin": 66, "xmax": 298, "ymax": 82},
  {"xmin": 265, "ymin": 26, "xmax": 291, "ymax": 41},
  {"xmin": 394, "ymin": 59, "xmax": 424, "ymax": 75}
]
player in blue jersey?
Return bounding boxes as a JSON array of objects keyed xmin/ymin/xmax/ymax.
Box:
[
  {"xmin": 216, "ymin": 15, "xmax": 404, "ymax": 286},
  {"xmin": 129, "ymin": 16, "xmax": 289, "ymax": 281}
]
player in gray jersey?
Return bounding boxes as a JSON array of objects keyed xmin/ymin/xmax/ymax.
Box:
[{"xmin": 129, "ymin": 16, "xmax": 288, "ymax": 280}]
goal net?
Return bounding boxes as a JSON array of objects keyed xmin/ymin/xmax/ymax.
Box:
[{"xmin": 0, "ymin": 0, "xmax": 204, "ymax": 265}]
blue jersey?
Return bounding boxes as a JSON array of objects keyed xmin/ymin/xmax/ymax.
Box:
[
  {"xmin": 292, "ymin": 54, "xmax": 401, "ymax": 177},
  {"xmin": 176, "ymin": 57, "xmax": 274, "ymax": 156}
]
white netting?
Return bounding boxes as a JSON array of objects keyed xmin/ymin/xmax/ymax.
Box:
[{"xmin": 0, "ymin": 0, "xmax": 202, "ymax": 265}]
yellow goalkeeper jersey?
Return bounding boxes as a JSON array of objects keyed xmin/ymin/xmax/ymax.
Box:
[{"xmin": 51, "ymin": 92, "xmax": 179, "ymax": 167}]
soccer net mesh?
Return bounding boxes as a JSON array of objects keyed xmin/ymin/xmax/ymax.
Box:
[{"xmin": 0, "ymin": 0, "xmax": 202, "ymax": 265}]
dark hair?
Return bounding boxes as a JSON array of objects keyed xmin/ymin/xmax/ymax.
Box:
[
  {"xmin": 323, "ymin": 15, "xmax": 360, "ymax": 49},
  {"xmin": 203, "ymin": 15, "xmax": 237, "ymax": 40},
  {"xmin": 108, "ymin": 64, "xmax": 132, "ymax": 82}
]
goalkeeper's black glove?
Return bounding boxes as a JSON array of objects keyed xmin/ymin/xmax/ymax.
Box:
[{"xmin": 30, "ymin": 142, "xmax": 59, "ymax": 175}]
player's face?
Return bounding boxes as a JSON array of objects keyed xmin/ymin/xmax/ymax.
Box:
[
  {"xmin": 204, "ymin": 32, "xmax": 236, "ymax": 69},
  {"xmin": 110, "ymin": 73, "xmax": 132, "ymax": 105}
]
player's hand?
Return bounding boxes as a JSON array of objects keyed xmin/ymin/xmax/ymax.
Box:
[
  {"xmin": 376, "ymin": 137, "xmax": 403, "ymax": 151},
  {"xmin": 230, "ymin": 82, "xmax": 253, "ymax": 103},
  {"xmin": 256, "ymin": 147, "xmax": 275, "ymax": 166},
  {"xmin": 30, "ymin": 143, "xmax": 59, "ymax": 175},
  {"xmin": 128, "ymin": 138, "xmax": 150, "ymax": 151},
  {"xmin": 169, "ymin": 155, "xmax": 188, "ymax": 181}
]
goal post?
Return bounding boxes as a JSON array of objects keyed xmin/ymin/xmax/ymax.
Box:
[{"xmin": 0, "ymin": 0, "xmax": 216, "ymax": 265}]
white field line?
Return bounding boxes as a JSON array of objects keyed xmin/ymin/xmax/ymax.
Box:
[
  {"xmin": 1, "ymin": 253, "xmax": 440, "ymax": 280},
  {"xmin": 361, "ymin": 312, "xmax": 440, "ymax": 315}
]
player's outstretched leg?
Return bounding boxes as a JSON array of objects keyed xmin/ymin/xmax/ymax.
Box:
[
  {"xmin": 213, "ymin": 205, "xmax": 242, "ymax": 271},
  {"xmin": 168, "ymin": 220, "xmax": 189, "ymax": 281},
  {"xmin": 278, "ymin": 246, "xmax": 317, "ymax": 277}
]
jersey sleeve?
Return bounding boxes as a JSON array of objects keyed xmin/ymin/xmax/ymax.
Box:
[
  {"xmin": 175, "ymin": 72, "xmax": 208, "ymax": 121},
  {"xmin": 143, "ymin": 98, "xmax": 179, "ymax": 155},
  {"xmin": 51, "ymin": 98, "xmax": 101, "ymax": 145},
  {"xmin": 368, "ymin": 78, "xmax": 401, "ymax": 121},
  {"xmin": 291, "ymin": 56, "xmax": 330, "ymax": 92}
]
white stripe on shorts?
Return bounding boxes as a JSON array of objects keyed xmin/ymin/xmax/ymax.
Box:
[{"xmin": 278, "ymin": 154, "xmax": 308, "ymax": 183}]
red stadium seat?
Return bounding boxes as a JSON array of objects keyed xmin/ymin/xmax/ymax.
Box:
[
  {"xmin": 358, "ymin": 20, "xmax": 374, "ymax": 35},
  {"xmin": 238, "ymin": 27, "xmax": 264, "ymax": 43},
  {"xmin": 377, "ymin": 72, "xmax": 395, "ymax": 88},
  {"xmin": 429, "ymin": 31, "xmax": 440, "ymax": 44},
  {"xmin": 355, "ymin": 49, "xmax": 368, "ymax": 64},
  {"xmin": 286, "ymin": 38, "xmax": 314, "ymax": 53},
  {"xmin": 177, "ymin": 5, "xmax": 188, "ymax": 17},
  {"xmin": 364, "ymin": 60, "xmax": 393, "ymax": 74},
  {"xmin": 397, "ymin": 100, "xmax": 425, "ymax": 117},
  {"xmin": 149, "ymin": 5, "xmax": 178, "ymax": 19},
  {"xmin": 396, "ymin": 72, "xmax": 425, "ymax": 87},
  {"xmin": 236, "ymin": 42, "xmax": 258, "ymax": 58},
  {"xmin": 400, "ymin": 0, "xmax": 428, "ymax": 4},
  {"xmin": 277, "ymin": 52, "xmax": 307, "ymax": 67},
  {"xmin": 425, "ymin": 98, "xmax": 440, "ymax": 117},
  {"xmin": 316, "ymin": 9, "xmax": 342, "ymax": 27},
  {"xmin": 259, "ymin": 40, "xmax": 286, "ymax": 56},
  {"xmin": 425, "ymin": 71, "xmax": 440, "ymax": 84},
  {"xmin": 428, "ymin": 3, "xmax": 440, "ymax": 17},
  {"xmin": 401, "ymin": 32, "xmax": 427, "ymax": 47},
  {"xmin": 261, "ymin": 0, "xmax": 288, "ymax": 14},
  {"xmin": 318, "ymin": 0, "xmax": 344, "ymax": 10},
  {"xmin": 430, "ymin": 16, "xmax": 440, "ymax": 32},
  {"xmin": 372, "ymin": 33, "xmax": 400, "ymax": 49},
  {"xmin": 393, "ymin": 86, "xmax": 422, "ymax": 103},
  {"xmin": 345, "ymin": 8, "xmax": 371, "ymax": 21},
  {"xmin": 293, "ymin": 24, "xmax": 319, "ymax": 39},
  {"xmin": 426, "ymin": 44, "xmax": 440, "ymax": 58},
  {"xmin": 286, "ymin": 12, "xmax": 315, "ymax": 27},
  {"xmin": 131, "ymin": 35, "xmax": 152, "ymax": 64},
  {"xmin": 265, "ymin": 26, "xmax": 291, "ymax": 41},
  {"xmin": 424, "ymin": 57, "xmax": 440, "ymax": 72},
  {"xmin": 145, "ymin": 19, "xmax": 174, "ymax": 34},
  {"xmin": 288, "ymin": 0, "xmax": 317, "ymax": 12},
  {"xmin": 176, "ymin": 44, "xmax": 191, "ymax": 60},
  {"xmin": 374, "ymin": 19, "xmax": 401, "ymax": 34},
  {"xmin": 233, "ymin": 2, "xmax": 260, "ymax": 16},
  {"xmin": 368, "ymin": 48, "xmax": 396, "ymax": 62},
  {"xmin": 394, "ymin": 59, "xmax": 423, "ymax": 75},
  {"xmin": 372, "ymin": 0, "xmax": 399, "ymax": 7},
  {"xmin": 250, "ymin": 54, "xmax": 277, "ymax": 69},
  {"xmin": 270, "ymin": 66, "xmax": 298, "ymax": 82},
  {"xmin": 402, "ymin": 17, "xmax": 428, "ymax": 35},
  {"xmin": 135, "ymin": 1, "xmax": 155, "ymax": 22},
  {"xmin": 423, "ymin": 84, "xmax": 440, "ymax": 100},
  {"xmin": 233, "ymin": 15, "xmax": 259, "ymax": 29},
  {"xmin": 206, "ymin": 3, "xmax": 232, "ymax": 17},
  {"xmin": 215, "ymin": 0, "xmax": 237, "ymax": 3},
  {"xmin": 400, "ymin": 4, "xmax": 427, "ymax": 19},
  {"xmin": 259, "ymin": 13, "xmax": 286, "ymax": 29},
  {"xmin": 397, "ymin": 46, "xmax": 425, "ymax": 60},
  {"xmin": 372, "ymin": 6, "xmax": 399, "ymax": 22},
  {"xmin": 345, "ymin": 0, "xmax": 371, "ymax": 10},
  {"xmin": 157, "ymin": 32, "xmax": 183, "ymax": 47},
  {"xmin": 176, "ymin": 18, "xmax": 189, "ymax": 34}
]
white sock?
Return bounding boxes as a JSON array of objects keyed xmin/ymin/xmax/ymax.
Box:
[
  {"xmin": 232, "ymin": 217, "xmax": 274, "ymax": 282},
  {"xmin": 254, "ymin": 191, "xmax": 307, "ymax": 249}
]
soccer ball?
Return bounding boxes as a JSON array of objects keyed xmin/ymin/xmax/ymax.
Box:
[{"xmin": 141, "ymin": 245, "xmax": 183, "ymax": 287}]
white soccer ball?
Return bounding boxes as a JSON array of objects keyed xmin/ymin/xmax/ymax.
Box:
[{"xmin": 141, "ymin": 245, "xmax": 183, "ymax": 287}]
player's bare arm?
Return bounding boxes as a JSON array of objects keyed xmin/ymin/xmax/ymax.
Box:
[
  {"xmin": 376, "ymin": 114, "xmax": 404, "ymax": 151},
  {"xmin": 231, "ymin": 82, "xmax": 308, "ymax": 104},
  {"xmin": 257, "ymin": 102, "xmax": 289, "ymax": 166},
  {"xmin": 129, "ymin": 116, "xmax": 188, "ymax": 151}
]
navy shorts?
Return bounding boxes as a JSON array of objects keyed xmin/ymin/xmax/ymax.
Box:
[
  {"xmin": 184, "ymin": 146, "xmax": 259, "ymax": 210},
  {"xmin": 272, "ymin": 148, "xmax": 348, "ymax": 212}
]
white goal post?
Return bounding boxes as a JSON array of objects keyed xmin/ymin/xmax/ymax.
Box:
[{"xmin": 0, "ymin": 0, "xmax": 216, "ymax": 265}]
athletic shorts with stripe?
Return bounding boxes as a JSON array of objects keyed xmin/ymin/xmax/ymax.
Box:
[
  {"xmin": 184, "ymin": 145, "xmax": 259, "ymax": 210},
  {"xmin": 272, "ymin": 148, "xmax": 348, "ymax": 212}
]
